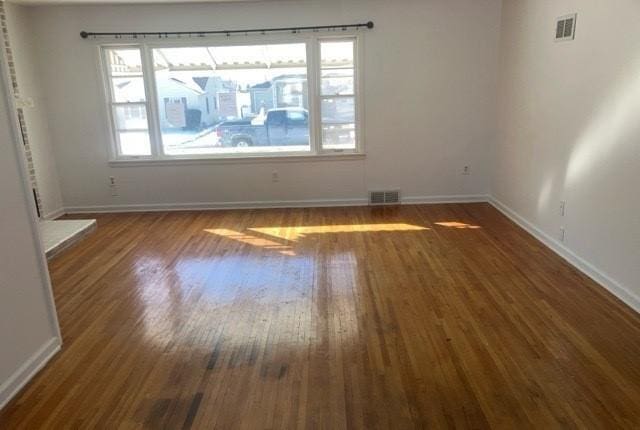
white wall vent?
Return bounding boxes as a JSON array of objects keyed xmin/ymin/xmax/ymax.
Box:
[
  {"xmin": 555, "ymin": 14, "xmax": 577, "ymax": 41},
  {"xmin": 369, "ymin": 190, "xmax": 400, "ymax": 206}
]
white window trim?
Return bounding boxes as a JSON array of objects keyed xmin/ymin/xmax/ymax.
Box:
[
  {"xmin": 99, "ymin": 45, "xmax": 155, "ymax": 160},
  {"xmin": 316, "ymin": 35, "xmax": 362, "ymax": 156},
  {"xmin": 97, "ymin": 33, "xmax": 365, "ymax": 165}
]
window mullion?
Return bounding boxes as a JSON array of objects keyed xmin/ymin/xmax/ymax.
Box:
[
  {"xmin": 307, "ymin": 38, "xmax": 321, "ymax": 156},
  {"xmin": 140, "ymin": 45, "xmax": 163, "ymax": 159},
  {"xmin": 354, "ymin": 35, "xmax": 363, "ymax": 154}
]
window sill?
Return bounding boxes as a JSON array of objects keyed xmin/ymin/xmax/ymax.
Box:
[{"xmin": 108, "ymin": 152, "xmax": 366, "ymax": 167}]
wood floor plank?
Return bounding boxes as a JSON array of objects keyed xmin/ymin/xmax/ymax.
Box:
[{"xmin": 1, "ymin": 203, "xmax": 640, "ymax": 428}]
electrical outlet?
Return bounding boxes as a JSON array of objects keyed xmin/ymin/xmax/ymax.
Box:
[
  {"xmin": 560, "ymin": 201, "xmax": 566, "ymax": 217},
  {"xmin": 560, "ymin": 227, "xmax": 566, "ymax": 243},
  {"xmin": 109, "ymin": 176, "xmax": 118, "ymax": 196},
  {"xmin": 462, "ymin": 166, "xmax": 471, "ymax": 175},
  {"xmin": 272, "ymin": 171, "xmax": 279, "ymax": 182}
]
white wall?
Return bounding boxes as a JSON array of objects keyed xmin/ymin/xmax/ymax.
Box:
[
  {"xmin": 493, "ymin": 0, "xmax": 640, "ymax": 308},
  {"xmin": 26, "ymin": 0, "xmax": 502, "ymax": 209},
  {"xmin": 5, "ymin": 2, "xmax": 64, "ymax": 219},
  {"xmin": 0, "ymin": 46, "xmax": 61, "ymax": 408}
]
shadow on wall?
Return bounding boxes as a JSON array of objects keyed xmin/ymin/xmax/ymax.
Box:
[
  {"xmin": 565, "ymin": 59, "xmax": 640, "ymax": 187},
  {"xmin": 536, "ymin": 59, "xmax": 640, "ymax": 215}
]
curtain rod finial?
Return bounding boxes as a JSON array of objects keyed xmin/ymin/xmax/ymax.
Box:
[
  {"xmin": 366, "ymin": 21, "xmax": 374, "ymax": 29},
  {"xmin": 80, "ymin": 31, "xmax": 89, "ymax": 39}
]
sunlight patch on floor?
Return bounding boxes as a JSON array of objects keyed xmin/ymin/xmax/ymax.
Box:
[
  {"xmin": 205, "ymin": 228, "xmax": 296, "ymax": 256},
  {"xmin": 434, "ymin": 222, "xmax": 481, "ymax": 229},
  {"xmin": 249, "ymin": 223, "xmax": 429, "ymax": 240}
]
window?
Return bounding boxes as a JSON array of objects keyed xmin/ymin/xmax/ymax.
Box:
[
  {"xmin": 152, "ymin": 43, "xmax": 310, "ymax": 156},
  {"xmin": 320, "ymin": 40, "xmax": 357, "ymax": 151},
  {"xmin": 101, "ymin": 36, "xmax": 361, "ymax": 161},
  {"xmin": 103, "ymin": 48, "xmax": 152, "ymax": 156}
]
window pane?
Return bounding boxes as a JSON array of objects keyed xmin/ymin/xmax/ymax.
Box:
[
  {"xmin": 322, "ymin": 124, "xmax": 356, "ymax": 150},
  {"xmin": 114, "ymin": 105, "xmax": 148, "ymax": 130},
  {"xmin": 321, "ymin": 97, "xmax": 355, "ymax": 124},
  {"xmin": 105, "ymin": 49, "xmax": 143, "ymax": 77},
  {"xmin": 105, "ymin": 48, "xmax": 151, "ymax": 158},
  {"xmin": 320, "ymin": 40, "xmax": 357, "ymax": 151},
  {"xmin": 153, "ymin": 43, "xmax": 311, "ymax": 156},
  {"xmin": 112, "ymin": 77, "xmax": 146, "ymax": 103},
  {"xmin": 321, "ymin": 41, "xmax": 354, "ymax": 69},
  {"xmin": 118, "ymin": 131, "xmax": 151, "ymax": 156},
  {"xmin": 321, "ymin": 69, "xmax": 354, "ymax": 96},
  {"xmin": 153, "ymin": 47, "xmax": 213, "ymax": 70}
]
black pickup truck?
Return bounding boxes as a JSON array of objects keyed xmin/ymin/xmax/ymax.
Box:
[{"xmin": 215, "ymin": 108, "xmax": 309, "ymax": 147}]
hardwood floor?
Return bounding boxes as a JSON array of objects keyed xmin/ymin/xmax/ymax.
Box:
[{"xmin": 2, "ymin": 203, "xmax": 640, "ymax": 428}]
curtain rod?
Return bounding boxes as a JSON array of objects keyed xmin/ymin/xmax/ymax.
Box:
[{"xmin": 80, "ymin": 21, "xmax": 374, "ymax": 39}]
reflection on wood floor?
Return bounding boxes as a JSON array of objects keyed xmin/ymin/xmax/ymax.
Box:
[{"xmin": 1, "ymin": 203, "xmax": 640, "ymax": 428}]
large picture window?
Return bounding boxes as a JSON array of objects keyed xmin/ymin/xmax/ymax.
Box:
[{"xmin": 101, "ymin": 36, "xmax": 361, "ymax": 161}]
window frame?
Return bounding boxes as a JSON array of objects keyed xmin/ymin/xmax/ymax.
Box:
[
  {"xmin": 100, "ymin": 46, "xmax": 156, "ymax": 159},
  {"xmin": 97, "ymin": 32, "xmax": 364, "ymax": 164},
  {"xmin": 317, "ymin": 36, "xmax": 361, "ymax": 154}
]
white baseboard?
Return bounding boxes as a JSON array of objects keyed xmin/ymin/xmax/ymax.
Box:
[
  {"xmin": 43, "ymin": 207, "xmax": 66, "ymax": 220},
  {"xmin": 63, "ymin": 194, "xmax": 489, "ymax": 214},
  {"xmin": 489, "ymin": 196, "xmax": 640, "ymax": 314},
  {"xmin": 402, "ymin": 194, "xmax": 489, "ymax": 204},
  {"xmin": 64, "ymin": 198, "xmax": 369, "ymax": 213},
  {"xmin": 0, "ymin": 337, "xmax": 61, "ymax": 410}
]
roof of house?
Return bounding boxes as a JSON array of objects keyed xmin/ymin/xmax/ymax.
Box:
[
  {"xmin": 250, "ymin": 74, "xmax": 306, "ymax": 91},
  {"xmin": 168, "ymin": 77, "xmax": 205, "ymax": 95},
  {"xmin": 251, "ymin": 81, "xmax": 272, "ymax": 90},
  {"xmin": 193, "ymin": 77, "xmax": 209, "ymax": 91}
]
